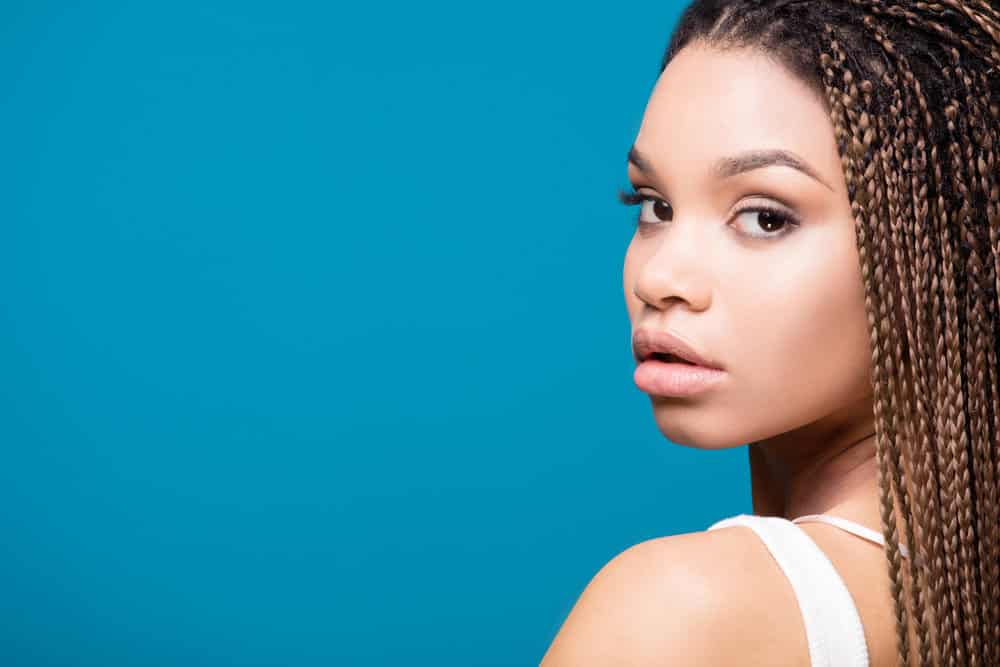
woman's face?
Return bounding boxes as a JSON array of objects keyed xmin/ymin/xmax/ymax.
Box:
[{"xmin": 623, "ymin": 42, "xmax": 874, "ymax": 448}]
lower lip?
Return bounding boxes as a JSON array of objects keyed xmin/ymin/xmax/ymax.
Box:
[{"xmin": 633, "ymin": 359, "xmax": 727, "ymax": 397}]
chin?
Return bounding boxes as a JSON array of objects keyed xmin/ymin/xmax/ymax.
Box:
[{"xmin": 649, "ymin": 408, "xmax": 743, "ymax": 450}]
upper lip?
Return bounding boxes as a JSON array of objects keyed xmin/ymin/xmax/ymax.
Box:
[{"xmin": 632, "ymin": 327, "xmax": 723, "ymax": 369}]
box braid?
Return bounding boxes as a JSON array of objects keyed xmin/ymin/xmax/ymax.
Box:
[{"xmin": 660, "ymin": 1, "xmax": 1000, "ymax": 664}]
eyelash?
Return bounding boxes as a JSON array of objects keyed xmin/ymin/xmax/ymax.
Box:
[{"xmin": 616, "ymin": 187, "xmax": 801, "ymax": 239}]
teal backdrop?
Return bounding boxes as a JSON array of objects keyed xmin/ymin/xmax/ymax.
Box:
[{"xmin": 2, "ymin": 2, "xmax": 753, "ymax": 664}]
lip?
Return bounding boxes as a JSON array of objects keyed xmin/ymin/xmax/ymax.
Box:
[
  {"xmin": 633, "ymin": 358, "xmax": 726, "ymax": 397},
  {"xmin": 631, "ymin": 327, "xmax": 723, "ymax": 370}
]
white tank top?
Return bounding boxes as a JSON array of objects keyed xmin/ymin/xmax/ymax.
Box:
[{"xmin": 706, "ymin": 513, "xmax": 910, "ymax": 667}]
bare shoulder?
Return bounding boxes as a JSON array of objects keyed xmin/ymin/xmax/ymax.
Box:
[{"xmin": 539, "ymin": 525, "xmax": 811, "ymax": 667}]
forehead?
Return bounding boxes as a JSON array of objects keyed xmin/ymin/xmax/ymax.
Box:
[{"xmin": 635, "ymin": 43, "xmax": 838, "ymax": 180}]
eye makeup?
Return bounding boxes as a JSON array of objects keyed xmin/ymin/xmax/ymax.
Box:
[{"xmin": 616, "ymin": 187, "xmax": 802, "ymax": 240}]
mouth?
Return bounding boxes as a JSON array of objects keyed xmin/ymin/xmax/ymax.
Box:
[
  {"xmin": 631, "ymin": 327, "xmax": 723, "ymax": 370},
  {"xmin": 646, "ymin": 352, "xmax": 698, "ymax": 365},
  {"xmin": 633, "ymin": 345, "xmax": 727, "ymax": 397}
]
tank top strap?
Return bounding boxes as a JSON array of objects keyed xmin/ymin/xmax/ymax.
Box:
[
  {"xmin": 707, "ymin": 513, "xmax": 870, "ymax": 667},
  {"xmin": 791, "ymin": 513, "xmax": 911, "ymax": 560}
]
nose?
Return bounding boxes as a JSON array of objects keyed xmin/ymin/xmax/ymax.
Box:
[{"xmin": 631, "ymin": 219, "xmax": 712, "ymax": 312}]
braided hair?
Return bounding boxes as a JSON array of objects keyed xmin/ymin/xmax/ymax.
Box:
[{"xmin": 662, "ymin": 1, "xmax": 1000, "ymax": 665}]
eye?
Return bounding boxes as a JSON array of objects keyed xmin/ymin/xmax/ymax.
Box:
[
  {"xmin": 730, "ymin": 204, "xmax": 801, "ymax": 240},
  {"xmin": 616, "ymin": 188, "xmax": 673, "ymax": 224},
  {"xmin": 618, "ymin": 187, "xmax": 801, "ymax": 240}
]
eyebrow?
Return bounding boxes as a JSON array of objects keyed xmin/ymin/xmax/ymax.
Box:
[{"xmin": 627, "ymin": 145, "xmax": 833, "ymax": 191}]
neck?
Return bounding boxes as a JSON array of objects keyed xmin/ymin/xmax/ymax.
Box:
[{"xmin": 747, "ymin": 394, "xmax": 883, "ymax": 528}]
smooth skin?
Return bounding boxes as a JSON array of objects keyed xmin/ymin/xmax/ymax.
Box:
[{"xmin": 540, "ymin": 42, "xmax": 922, "ymax": 666}]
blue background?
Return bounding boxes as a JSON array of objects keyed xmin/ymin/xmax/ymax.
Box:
[{"xmin": 2, "ymin": 2, "xmax": 751, "ymax": 664}]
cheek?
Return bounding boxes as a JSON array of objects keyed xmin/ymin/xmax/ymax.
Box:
[{"xmin": 727, "ymin": 245, "xmax": 873, "ymax": 432}]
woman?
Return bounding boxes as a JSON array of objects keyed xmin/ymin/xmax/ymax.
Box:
[{"xmin": 540, "ymin": 1, "xmax": 1000, "ymax": 665}]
